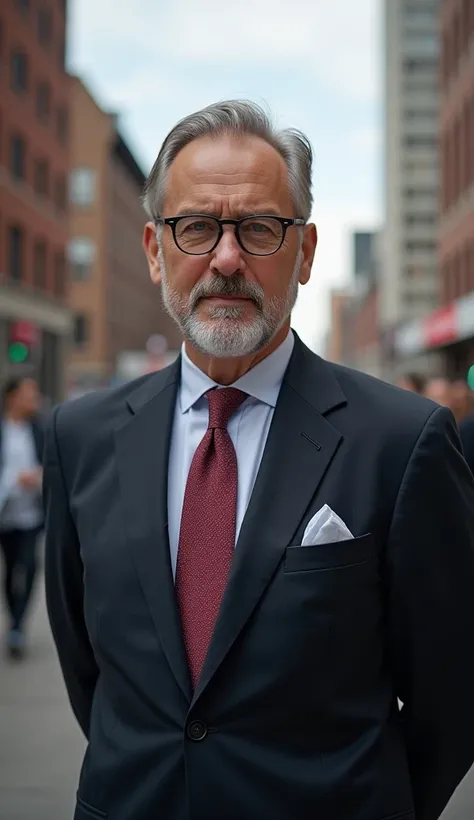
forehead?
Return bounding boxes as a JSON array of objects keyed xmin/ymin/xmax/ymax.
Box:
[{"xmin": 163, "ymin": 134, "xmax": 293, "ymax": 215}]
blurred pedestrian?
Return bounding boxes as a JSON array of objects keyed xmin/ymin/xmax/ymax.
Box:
[
  {"xmin": 451, "ymin": 378, "xmax": 473, "ymax": 424},
  {"xmin": 0, "ymin": 376, "xmax": 44, "ymax": 658},
  {"xmin": 423, "ymin": 376, "xmax": 453, "ymax": 409},
  {"xmin": 460, "ymin": 413, "xmax": 474, "ymax": 475},
  {"xmin": 44, "ymin": 100, "xmax": 474, "ymax": 820},
  {"xmin": 396, "ymin": 372, "xmax": 426, "ymax": 394}
]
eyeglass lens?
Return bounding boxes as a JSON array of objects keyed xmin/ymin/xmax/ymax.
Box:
[{"xmin": 174, "ymin": 216, "xmax": 284, "ymax": 255}]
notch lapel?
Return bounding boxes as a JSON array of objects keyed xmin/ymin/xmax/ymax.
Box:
[
  {"xmin": 114, "ymin": 360, "xmax": 192, "ymax": 702},
  {"xmin": 192, "ymin": 339, "xmax": 346, "ymax": 703}
]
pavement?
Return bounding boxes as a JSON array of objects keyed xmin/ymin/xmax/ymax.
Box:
[
  {"xmin": 0, "ymin": 573, "xmax": 473, "ymax": 820},
  {"xmin": 0, "ymin": 576, "xmax": 85, "ymax": 820}
]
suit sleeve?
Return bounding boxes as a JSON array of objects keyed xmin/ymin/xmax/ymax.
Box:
[
  {"xmin": 387, "ymin": 406, "xmax": 474, "ymax": 820},
  {"xmin": 43, "ymin": 405, "xmax": 99, "ymax": 739}
]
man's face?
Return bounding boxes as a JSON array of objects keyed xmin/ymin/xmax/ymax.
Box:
[
  {"xmin": 12, "ymin": 378, "xmax": 40, "ymax": 419},
  {"xmin": 143, "ymin": 134, "xmax": 317, "ymax": 357},
  {"xmin": 424, "ymin": 378, "xmax": 453, "ymax": 408}
]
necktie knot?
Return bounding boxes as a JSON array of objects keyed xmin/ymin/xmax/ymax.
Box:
[{"xmin": 206, "ymin": 387, "xmax": 247, "ymax": 430}]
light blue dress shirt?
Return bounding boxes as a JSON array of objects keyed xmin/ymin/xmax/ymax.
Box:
[{"xmin": 167, "ymin": 330, "xmax": 295, "ymax": 578}]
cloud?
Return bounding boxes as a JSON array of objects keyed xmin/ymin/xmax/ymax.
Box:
[{"xmin": 69, "ymin": 0, "xmax": 380, "ymax": 105}]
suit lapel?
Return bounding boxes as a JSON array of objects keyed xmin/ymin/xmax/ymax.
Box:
[
  {"xmin": 114, "ymin": 359, "xmax": 192, "ymax": 702},
  {"xmin": 192, "ymin": 337, "xmax": 346, "ymax": 703}
]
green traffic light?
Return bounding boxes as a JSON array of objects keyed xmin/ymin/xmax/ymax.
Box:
[
  {"xmin": 468, "ymin": 365, "xmax": 474, "ymax": 391},
  {"xmin": 8, "ymin": 342, "xmax": 29, "ymax": 363}
]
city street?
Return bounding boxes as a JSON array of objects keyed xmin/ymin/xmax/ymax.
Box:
[
  {"xmin": 0, "ymin": 573, "xmax": 473, "ymax": 820},
  {"xmin": 0, "ymin": 577, "xmax": 85, "ymax": 820}
]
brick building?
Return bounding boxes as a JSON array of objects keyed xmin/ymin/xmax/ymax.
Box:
[
  {"xmin": 439, "ymin": 0, "xmax": 474, "ymax": 375},
  {"xmin": 0, "ymin": 0, "xmax": 72, "ymax": 402},
  {"xmin": 325, "ymin": 290, "xmax": 350, "ymax": 364},
  {"xmin": 67, "ymin": 77, "xmax": 181, "ymax": 391},
  {"xmin": 395, "ymin": 1, "xmax": 474, "ymax": 375}
]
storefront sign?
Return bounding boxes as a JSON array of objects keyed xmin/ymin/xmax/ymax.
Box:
[
  {"xmin": 394, "ymin": 289, "xmax": 474, "ymax": 356},
  {"xmin": 424, "ymin": 306, "xmax": 457, "ymax": 348}
]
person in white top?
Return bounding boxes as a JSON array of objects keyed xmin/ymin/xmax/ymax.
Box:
[{"xmin": 0, "ymin": 376, "xmax": 44, "ymax": 658}]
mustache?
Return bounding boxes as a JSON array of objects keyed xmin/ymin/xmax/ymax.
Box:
[{"xmin": 189, "ymin": 275, "xmax": 265, "ymax": 311}]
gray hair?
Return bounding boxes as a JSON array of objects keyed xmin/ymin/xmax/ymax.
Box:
[{"xmin": 142, "ymin": 100, "xmax": 313, "ymax": 223}]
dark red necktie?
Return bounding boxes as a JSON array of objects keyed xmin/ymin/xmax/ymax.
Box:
[{"xmin": 176, "ymin": 387, "xmax": 247, "ymax": 688}]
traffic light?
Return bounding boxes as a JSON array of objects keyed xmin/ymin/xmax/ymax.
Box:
[
  {"xmin": 467, "ymin": 364, "xmax": 474, "ymax": 391},
  {"xmin": 7, "ymin": 341, "xmax": 30, "ymax": 364},
  {"xmin": 7, "ymin": 321, "xmax": 40, "ymax": 366}
]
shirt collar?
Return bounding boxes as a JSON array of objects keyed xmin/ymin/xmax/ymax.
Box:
[{"xmin": 179, "ymin": 330, "xmax": 295, "ymax": 414}]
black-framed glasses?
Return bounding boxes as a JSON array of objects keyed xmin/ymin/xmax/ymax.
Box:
[{"xmin": 155, "ymin": 214, "xmax": 305, "ymax": 256}]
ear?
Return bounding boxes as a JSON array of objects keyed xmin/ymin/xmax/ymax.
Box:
[
  {"xmin": 298, "ymin": 223, "xmax": 317, "ymax": 285},
  {"xmin": 143, "ymin": 222, "xmax": 162, "ymax": 286}
]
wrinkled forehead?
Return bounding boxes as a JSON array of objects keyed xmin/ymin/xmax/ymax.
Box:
[{"xmin": 163, "ymin": 134, "xmax": 294, "ymax": 216}]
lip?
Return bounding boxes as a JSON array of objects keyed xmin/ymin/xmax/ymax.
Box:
[{"xmin": 203, "ymin": 295, "xmax": 250, "ymax": 302}]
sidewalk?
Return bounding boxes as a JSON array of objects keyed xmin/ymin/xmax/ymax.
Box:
[{"xmin": 0, "ymin": 574, "xmax": 85, "ymax": 820}]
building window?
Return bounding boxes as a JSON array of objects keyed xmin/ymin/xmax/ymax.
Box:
[
  {"xmin": 403, "ymin": 58, "xmax": 438, "ymax": 75},
  {"xmin": 34, "ymin": 158, "xmax": 49, "ymax": 196},
  {"xmin": 8, "ymin": 225, "xmax": 24, "ymax": 281},
  {"xmin": 36, "ymin": 81, "xmax": 51, "ymax": 123},
  {"xmin": 54, "ymin": 250, "xmax": 66, "ymax": 296},
  {"xmin": 405, "ymin": 264, "xmax": 431, "ymax": 280},
  {"xmin": 55, "ymin": 173, "xmax": 67, "ymax": 211},
  {"xmin": 404, "ymin": 187, "xmax": 437, "ymax": 200},
  {"xmin": 73, "ymin": 314, "xmax": 89, "ymax": 347},
  {"xmin": 37, "ymin": 6, "xmax": 53, "ymax": 48},
  {"xmin": 56, "ymin": 105, "xmax": 68, "ymax": 146},
  {"xmin": 67, "ymin": 237, "xmax": 95, "ymax": 279},
  {"xmin": 403, "ymin": 78, "xmax": 437, "ymax": 94},
  {"xmin": 404, "ymin": 135, "xmax": 437, "ymax": 149},
  {"xmin": 405, "ymin": 214, "xmax": 435, "ymax": 227},
  {"xmin": 11, "ymin": 49, "xmax": 29, "ymax": 93},
  {"xmin": 404, "ymin": 109, "xmax": 437, "ymax": 122},
  {"xmin": 69, "ymin": 167, "xmax": 96, "ymax": 207},
  {"xmin": 10, "ymin": 134, "xmax": 26, "ymax": 180},
  {"xmin": 405, "ymin": 240, "xmax": 437, "ymax": 253},
  {"xmin": 33, "ymin": 239, "xmax": 47, "ymax": 288}
]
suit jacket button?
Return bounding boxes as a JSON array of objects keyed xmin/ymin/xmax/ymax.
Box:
[{"xmin": 187, "ymin": 720, "xmax": 207, "ymax": 741}]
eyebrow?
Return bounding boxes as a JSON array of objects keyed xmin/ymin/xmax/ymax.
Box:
[{"xmin": 174, "ymin": 205, "xmax": 283, "ymax": 218}]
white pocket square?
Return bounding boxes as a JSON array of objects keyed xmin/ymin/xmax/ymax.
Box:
[{"xmin": 302, "ymin": 504, "xmax": 353, "ymax": 546}]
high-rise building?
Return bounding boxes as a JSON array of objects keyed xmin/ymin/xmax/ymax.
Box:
[
  {"xmin": 66, "ymin": 78, "xmax": 182, "ymax": 393},
  {"xmin": 380, "ymin": 0, "xmax": 441, "ymax": 372},
  {"xmin": 0, "ymin": 0, "xmax": 72, "ymax": 402}
]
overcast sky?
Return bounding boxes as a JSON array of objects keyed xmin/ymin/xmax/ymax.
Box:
[{"xmin": 68, "ymin": 0, "xmax": 382, "ymax": 352}]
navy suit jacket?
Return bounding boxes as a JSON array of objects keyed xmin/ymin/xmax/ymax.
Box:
[{"xmin": 44, "ymin": 336, "xmax": 474, "ymax": 820}]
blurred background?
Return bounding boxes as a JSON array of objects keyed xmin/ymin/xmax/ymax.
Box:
[
  {"xmin": 2, "ymin": 0, "xmax": 473, "ymax": 402},
  {"xmin": 1, "ymin": 0, "xmax": 474, "ymax": 818}
]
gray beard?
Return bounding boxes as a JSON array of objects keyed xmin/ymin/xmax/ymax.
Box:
[{"xmin": 158, "ymin": 247, "xmax": 302, "ymax": 358}]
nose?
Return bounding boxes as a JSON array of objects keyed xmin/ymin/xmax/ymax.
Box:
[{"xmin": 209, "ymin": 227, "xmax": 245, "ymax": 277}]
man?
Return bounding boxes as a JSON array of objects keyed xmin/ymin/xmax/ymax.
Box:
[
  {"xmin": 423, "ymin": 376, "xmax": 453, "ymax": 409},
  {"xmin": 0, "ymin": 376, "xmax": 44, "ymax": 657},
  {"xmin": 396, "ymin": 372, "xmax": 426, "ymax": 394},
  {"xmin": 451, "ymin": 378, "xmax": 473, "ymax": 425},
  {"xmin": 44, "ymin": 101, "xmax": 474, "ymax": 820}
]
